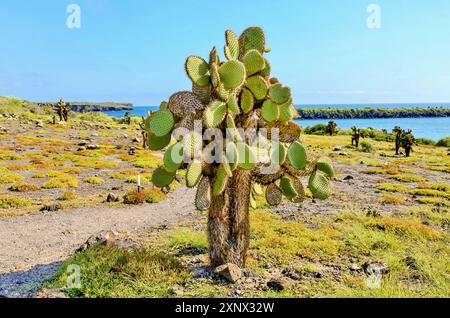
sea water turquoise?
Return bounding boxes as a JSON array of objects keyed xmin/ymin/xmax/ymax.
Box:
[{"xmin": 103, "ymin": 103, "xmax": 450, "ymax": 141}]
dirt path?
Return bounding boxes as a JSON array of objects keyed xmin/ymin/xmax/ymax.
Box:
[{"xmin": 0, "ymin": 186, "xmax": 198, "ymax": 297}]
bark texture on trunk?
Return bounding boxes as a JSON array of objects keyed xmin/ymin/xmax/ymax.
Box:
[{"xmin": 207, "ymin": 169, "xmax": 252, "ymax": 268}]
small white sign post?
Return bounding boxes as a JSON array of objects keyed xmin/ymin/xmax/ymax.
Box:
[{"xmin": 137, "ymin": 174, "xmax": 141, "ymax": 192}]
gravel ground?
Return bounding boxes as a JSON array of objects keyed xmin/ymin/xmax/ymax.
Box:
[{"xmin": 0, "ymin": 186, "xmax": 198, "ymax": 297}]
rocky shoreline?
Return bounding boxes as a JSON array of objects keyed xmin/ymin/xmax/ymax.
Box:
[
  {"xmin": 296, "ymin": 107, "xmax": 450, "ymax": 119},
  {"xmin": 69, "ymin": 102, "xmax": 133, "ymax": 112}
]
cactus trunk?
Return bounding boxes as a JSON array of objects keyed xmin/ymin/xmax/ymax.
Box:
[{"xmin": 207, "ymin": 169, "xmax": 251, "ymax": 267}]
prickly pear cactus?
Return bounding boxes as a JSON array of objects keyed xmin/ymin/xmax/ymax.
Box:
[{"xmin": 144, "ymin": 27, "xmax": 334, "ymax": 266}]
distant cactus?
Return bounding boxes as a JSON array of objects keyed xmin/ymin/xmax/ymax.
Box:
[
  {"xmin": 54, "ymin": 98, "xmax": 70, "ymax": 122},
  {"xmin": 139, "ymin": 116, "xmax": 148, "ymax": 149},
  {"xmin": 327, "ymin": 120, "xmax": 337, "ymax": 136},
  {"xmin": 393, "ymin": 126, "xmax": 403, "ymax": 155},
  {"xmin": 401, "ymin": 129, "xmax": 416, "ymax": 157},
  {"xmin": 351, "ymin": 126, "xmax": 364, "ymax": 148},
  {"xmin": 124, "ymin": 112, "xmax": 131, "ymax": 125},
  {"xmin": 144, "ymin": 27, "xmax": 333, "ymax": 267}
]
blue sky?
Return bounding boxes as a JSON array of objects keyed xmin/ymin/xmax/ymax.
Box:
[{"xmin": 1, "ymin": 0, "xmax": 449, "ymax": 105}]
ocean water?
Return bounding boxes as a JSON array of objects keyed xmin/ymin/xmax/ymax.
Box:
[{"xmin": 103, "ymin": 104, "xmax": 450, "ymax": 141}]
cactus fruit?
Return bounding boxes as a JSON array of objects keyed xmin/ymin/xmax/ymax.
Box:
[
  {"xmin": 316, "ymin": 156, "xmax": 334, "ymax": 177},
  {"xmin": 144, "ymin": 27, "xmax": 333, "ymax": 268},
  {"xmin": 245, "ymin": 75, "xmax": 268, "ymax": 100},
  {"xmin": 265, "ymin": 183, "xmax": 282, "ymax": 206},
  {"xmin": 288, "ymin": 142, "xmax": 307, "ymax": 169},
  {"xmin": 186, "ymin": 161, "xmax": 203, "ymax": 187},
  {"xmin": 204, "ymin": 100, "xmax": 227, "ymax": 128},
  {"xmin": 261, "ymin": 99, "xmax": 279, "ymax": 122},
  {"xmin": 218, "ymin": 60, "xmax": 246, "ymax": 90},
  {"xmin": 152, "ymin": 167, "xmax": 176, "ymax": 188},
  {"xmin": 149, "ymin": 110, "xmax": 174, "ymax": 136},
  {"xmin": 185, "ymin": 56, "xmax": 210, "ymax": 87},
  {"xmin": 308, "ymin": 171, "xmax": 331, "ymax": 200},
  {"xmin": 243, "ymin": 49, "xmax": 266, "ymax": 76},
  {"xmin": 195, "ymin": 176, "xmax": 211, "ymax": 211}
]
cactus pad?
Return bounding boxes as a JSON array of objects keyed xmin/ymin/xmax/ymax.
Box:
[
  {"xmin": 265, "ymin": 183, "xmax": 282, "ymax": 206},
  {"xmin": 218, "ymin": 60, "xmax": 246, "ymax": 90},
  {"xmin": 185, "ymin": 56, "xmax": 210, "ymax": 87},
  {"xmin": 237, "ymin": 142, "xmax": 256, "ymax": 170},
  {"xmin": 279, "ymin": 100, "xmax": 293, "ymax": 122},
  {"xmin": 269, "ymin": 141, "xmax": 286, "ymax": 165},
  {"xmin": 168, "ymin": 91, "xmax": 204, "ymax": 117},
  {"xmin": 261, "ymin": 99, "xmax": 279, "ymax": 122},
  {"xmin": 210, "ymin": 63, "xmax": 220, "ymax": 89},
  {"xmin": 249, "ymin": 192, "xmax": 257, "ymax": 209},
  {"xmin": 149, "ymin": 110, "xmax": 174, "ymax": 137},
  {"xmin": 253, "ymin": 183, "xmax": 263, "ymax": 196},
  {"xmin": 280, "ymin": 121, "xmax": 301, "ymax": 143},
  {"xmin": 227, "ymin": 95, "xmax": 240, "ymax": 115},
  {"xmin": 239, "ymin": 26, "xmax": 265, "ymax": 56},
  {"xmin": 308, "ymin": 171, "xmax": 331, "ymax": 200},
  {"xmin": 225, "ymin": 142, "xmax": 239, "ymax": 170},
  {"xmin": 213, "ymin": 166, "xmax": 229, "ymax": 196},
  {"xmin": 159, "ymin": 101, "xmax": 168, "ymax": 111},
  {"xmin": 280, "ymin": 176, "xmax": 298, "ymax": 199},
  {"xmin": 163, "ymin": 142, "xmax": 184, "ymax": 172},
  {"xmin": 245, "ymin": 76, "xmax": 268, "ymax": 100},
  {"xmin": 224, "ymin": 29, "xmax": 239, "ymax": 60},
  {"xmin": 243, "ymin": 49, "xmax": 265, "ymax": 76},
  {"xmin": 152, "ymin": 167, "xmax": 176, "ymax": 188},
  {"xmin": 183, "ymin": 131, "xmax": 202, "ymax": 159},
  {"xmin": 316, "ymin": 156, "xmax": 334, "ymax": 177},
  {"xmin": 204, "ymin": 100, "xmax": 227, "ymax": 128},
  {"xmin": 289, "ymin": 177, "xmax": 305, "ymax": 203},
  {"xmin": 186, "ymin": 161, "xmax": 203, "ymax": 187},
  {"xmin": 260, "ymin": 58, "xmax": 271, "ymax": 78},
  {"xmin": 192, "ymin": 84, "xmax": 211, "ymax": 105},
  {"xmin": 240, "ymin": 88, "xmax": 254, "ymax": 114},
  {"xmin": 288, "ymin": 142, "xmax": 307, "ymax": 170},
  {"xmin": 147, "ymin": 132, "xmax": 171, "ymax": 151},
  {"xmin": 209, "ymin": 47, "xmax": 220, "ymax": 66},
  {"xmin": 195, "ymin": 176, "xmax": 211, "ymax": 211},
  {"xmin": 269, "ymin": 83, "xmax": 291, "ymax": 104}
]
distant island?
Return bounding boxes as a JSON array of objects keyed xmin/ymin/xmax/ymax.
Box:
[
  {"xmin": 296, "ymin": 107, "xmax": 450, "ymax": 119},
  {"xmin": 69, "ymin": 102, "xmax": 133, "ymax": 112},
  {"xmin": 34, "ymin": 101, "xmax": 133, "ymax": 112}
]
